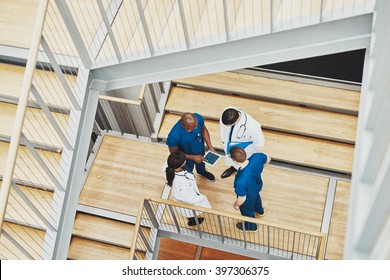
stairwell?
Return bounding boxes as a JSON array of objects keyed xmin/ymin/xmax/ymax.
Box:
[{"xmin": 0, "ymin": 0, "xmax": 377, "ymax": 260}]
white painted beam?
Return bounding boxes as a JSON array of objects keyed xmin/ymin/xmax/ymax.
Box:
[{"xmin": 90, "ymin": 14, "xmax": 373, "ymax": 91}]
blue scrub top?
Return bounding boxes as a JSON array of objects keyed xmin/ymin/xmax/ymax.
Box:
[
  {"xmin": 166, "ymin": 113, "xmax": 205, "ymax": 155},
  {"xmin": 234, "ymin": 153, "xmax": 268, "ymax": 202}
]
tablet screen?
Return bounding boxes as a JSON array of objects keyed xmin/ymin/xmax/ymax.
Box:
[{"xmin": 204, "ymin": 151, "xmax": 221, "ymax": 166}]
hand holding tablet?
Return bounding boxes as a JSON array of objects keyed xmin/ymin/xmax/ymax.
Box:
[{"xmin": 203, "ymin": 151, "xmax": 221, "ymax": 166}]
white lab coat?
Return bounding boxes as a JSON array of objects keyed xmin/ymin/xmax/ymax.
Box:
[
  {"xmin": 220, "ymin": 107, "xmax": 265, "ymax": 169},
  {"xmin": 163, "ymin": 164, "xmax": 211, "ymax": 217}
]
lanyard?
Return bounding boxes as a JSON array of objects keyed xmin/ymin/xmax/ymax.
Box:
[{"xmin": 229, "ymin": 124, "xmax": 236, "ymax": 142}]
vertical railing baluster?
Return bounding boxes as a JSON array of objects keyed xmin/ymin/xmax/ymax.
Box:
[
  {"xmin": 223, "ymin": 0, "xmax": 230, "ymax": 41},
  {"xmin": 177, "ymin": 0, "xmax": 190, "ymax": 49},
  {"xmin": 135, "ymin": 0, "xmax": 155, "ymax": 56}
]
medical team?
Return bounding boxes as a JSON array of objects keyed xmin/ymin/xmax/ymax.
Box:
[{"xmin": 163, "ymin": 107, "xmax": 270, "ymax": 232}]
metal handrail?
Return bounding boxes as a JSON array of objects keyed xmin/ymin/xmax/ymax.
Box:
[{"xmin": 130, "ymin": 197, "xmax": 327, "ymax": 260}]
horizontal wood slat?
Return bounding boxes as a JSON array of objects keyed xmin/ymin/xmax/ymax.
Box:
[
  {"xmin": 166, "ymin": 86, "xmax": 357, "ymax": 143},
  {"xmin": 174, "ymin": 72, "xmax": 360, "ymax": 113}
]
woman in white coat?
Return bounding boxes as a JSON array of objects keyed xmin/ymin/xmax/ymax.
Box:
[{"xmin": 164, "ymin": 151, "xmax": 212, "ymax": 226}]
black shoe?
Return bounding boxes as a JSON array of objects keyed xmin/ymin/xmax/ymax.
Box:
[
  {"xmin": 256, "ymin": 209, "xmax": 265, "ymax": 217},
  {"xmin": 221, "ymin": 166, "xmax": 237, "ymax": 179},
  {"xmin": 236, "ymin": 223, "xmax": 258, "ymax": 232},
  {"xmin": 187, "ymin": 217, "xmax": 204, "ymax": 226},
  {"xmin": 198, "ymin": 171, "xmax": 215, "ymax": 182}
]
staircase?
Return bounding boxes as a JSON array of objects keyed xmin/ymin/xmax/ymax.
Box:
[
  {"xmin": 0, "ymin": 0, "xmax": 86, "ymax": 259},
  {"xmin": 0, "ymin": 0, "xmax": 381, "ymax": 260}
]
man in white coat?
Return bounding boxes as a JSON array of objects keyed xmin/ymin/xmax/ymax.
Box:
[{"xmin": 220, "ymin": 107, "xmax": 265, "ymax": 178}]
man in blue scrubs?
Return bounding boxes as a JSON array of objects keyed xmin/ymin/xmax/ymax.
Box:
[
  {"xmin": 166, "ymin": 113, "xmax": 216, "ymax": 182},
  {"xmin": 231, "ymin": 146, "xmax": 271, "ymax": 232}
]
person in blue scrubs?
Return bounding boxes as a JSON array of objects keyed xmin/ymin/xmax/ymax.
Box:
[
  {"xmin": 230, "ymin": 146, "xmax": 271, "ymax": 232},
  {"xmin": 166, "ymin": 113, "xmax": 216, "ymax": 182}
]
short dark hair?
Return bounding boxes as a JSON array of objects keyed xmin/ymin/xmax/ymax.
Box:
[
  {"xmin": 222, "ymin": 108, "xmax": 239, "ymax": 125},
  {"xmin": 229, "ymin": 146, "xmax": 247, "ymax": 163}
]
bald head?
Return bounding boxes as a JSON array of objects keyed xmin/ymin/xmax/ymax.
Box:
[{"xmin": 181, "ymin": 113, "xmax": 198, "ymax": 131}]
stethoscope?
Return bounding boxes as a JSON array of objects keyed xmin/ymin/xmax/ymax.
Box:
[
  {"xmin": 232, "ymin": 112, "xmax": 248, "ymax": 139},
  {"xmin": 175, "ymin": 170, "xmax": 196, "ymax": 181}
]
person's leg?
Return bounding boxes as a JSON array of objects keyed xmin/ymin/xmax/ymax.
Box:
[
  {"xmin": 195, "ymin": 161, "xmax": 206, "ymax": 174},
  {"xmin": 187, "ymin": 216, "xmax": 204, "ymax": 226},
  {"xmin": 184, "ymin": 159, "xmax": 195, "ymax": 173},
  {"xmin": 254, "ymin": 194, "xmax": 265, "ymax": 216},
  {"xmin": 239, "ymin": 206, "xmax": 257, "ymax": 231},
  {"xmin": 196, "ymin": 162, "xmax": 215, "ymax": 182}
]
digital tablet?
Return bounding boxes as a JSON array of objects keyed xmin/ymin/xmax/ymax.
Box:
[{"xmin": 203, "ymin": 151, "xmax": 221, "ymax": 166}]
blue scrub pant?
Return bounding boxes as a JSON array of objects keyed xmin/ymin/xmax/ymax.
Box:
[
  {"xmin": 184, "ymin": 159, "xmax": 206, "ymax": 175},
  {"xmin": 239, "ymin": 194, "xmax": 263, "ymax": 230}
]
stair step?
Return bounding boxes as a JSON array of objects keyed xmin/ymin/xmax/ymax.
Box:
[
  {"xmin": 68, "ymin": 236, "xmax": 139, "ymax": 260},
  {"xmin": 0, "ymin": 101, "xmax": 69, "ymax": 150},
  {"xmin": 79, "ymin": 136, "xmax": 168, "ymax": 216},
  {"xmin": 0, "ymin": 63, "xmax": 75, "ymax": 111},
  {"xmin": 0, "ymin": 140, "xmax": 62, "ymax": 189},
  {"xmin": 166, "ymin": 86, "xmax": 357, "ymax": 143},
  {"xmin": 0, "ymin": 0, "xmax": 39, "ymax": 49},
  {"xmin": 1, "ymin": 180, "xmax": 55, "ymax": 229},
  {"xmin": 173, "ymin": 71, "xmax": 360, "ymax": 113},
  {"xmin": 159, "ymin": 113, "xmax": 354, "ymax": 174},
  {"xmin": 73, "ymin": 213, "xmax": 137, "ymax": 248},
  {"xmin": 0, "ymin": 222, "xmax": 45, "ymax": 260}
]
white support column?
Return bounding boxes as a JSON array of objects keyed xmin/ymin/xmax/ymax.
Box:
[
  {"xmin": 51, "ymin": 87, "xmax": 100, "ymax": 259},
  {"xmin": 344, "ymin": 0, "xmax": 390, "ymax": 260}
]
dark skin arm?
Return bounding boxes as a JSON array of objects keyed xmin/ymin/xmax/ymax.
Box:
[
  {"xmin": 168, "ymin": 146, "xmax": 204, "ymax": 163},
  {"xmin": 202, "ymin": 125, "xmax": 217, "ymax": 153}
]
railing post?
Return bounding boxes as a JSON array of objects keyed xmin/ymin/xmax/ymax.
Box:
[
  {"xmin": 316, "ymin": 235, "xmax": 326, "ymax": 260},
  {"xmin": 168, "ymin": 205, "xmax": 181, "ymax": 234},
  {"xmin": 144, "ymin": 200, "xmax": 159, "ymax": 229},
  {"xmin": 0, "ymin": 0, "xmax": 49, "ymax": 233},
  {"xmin": 217, "ymin": 215, "xmax": 225, "ymax": 244}
]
